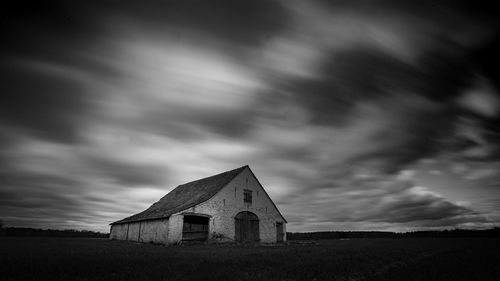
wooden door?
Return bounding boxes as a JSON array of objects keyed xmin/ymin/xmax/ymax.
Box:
[
  {"xmin": 235, "ymin": 212, "xmax": 259, "ymax": 242},
  {"xmin": 276, "ymin": 222, "xmax": 284, "ymax": 243}
]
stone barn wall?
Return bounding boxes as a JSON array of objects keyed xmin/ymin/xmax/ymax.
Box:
[{"xmin": 175, "ymin": 167, "xmax": 286, "ymax": 243}]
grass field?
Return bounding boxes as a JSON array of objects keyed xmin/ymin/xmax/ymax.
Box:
[{"xmin": 1, "ymin": 237, "xmax": 499, "ymax": 281}]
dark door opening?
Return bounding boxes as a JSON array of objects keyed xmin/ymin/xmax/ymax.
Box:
[
  {"xmin": 276, "ymin": 222, "xmax": 284, "ymax": 243},
  {"xmin": 235, "ymin": 211, "xmax": 259, "ymax": 242},
  {"xmin": 182, "ymin": 215, "xmax": 209, "ymax": 241}
]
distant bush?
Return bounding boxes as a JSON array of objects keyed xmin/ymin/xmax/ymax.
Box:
[{"xmin": 3, "ymin": 227, "xmax": 109, "ymax": 238}]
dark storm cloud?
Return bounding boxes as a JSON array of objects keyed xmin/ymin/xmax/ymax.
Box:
[
  {"xmin": 473, "ymin": 35, "xmax": 500, "ymax": 88},
  {"xmin": 1, "ymin": 0, "xmax": 118, "ymax": 144},
  {"xmin": 348, "ymin": 105, "xmax": 455, "ymax": 174},
  {"xmin": 261, "ymin": 0, "xmax": 500, "ymax": 180},
  {"xmin": 88, "ymin": 157, "xmax": 169, "ymax": 186},
  {"xmin": 98, "ymin": 0, "xmax": 289, "ymax": 46},
  {"xmin": 318, "ymin": 0, "xmax": 500, "ymax": 26},
  {"xmin": 266, "ymin": 34, "xmax": 499, "ymax": 177},
  {"xmin": 1, "ymin": 0, "xmax": 288, "ymax": 143},
  {"xmin": 366, "ymin": 190, "xmax": 473, "ymax": 224},
  {"xmin": 283, "ymin": 176, "xmax": 490, "ymax": 231},
  {"xmin": 1, "ymin": 0, "xmax": 118, "ymax": 78},
  {"xmin": 2, "ymin": 0, "xmax": 289, "ymax": 48},
  {"xmin": 2, "ymin": 0, "xmax": 99, "ymax": 53},
  {"xmin": 0, "ymin": 61, "xmax": 93, "ymax": 143},
  {"xmin": 277, "ymin": 44, "xmax": 467, "ymax": 123},
  {"xmin": 0, "ymin": 167, "xmax": 162, "ymax": 229},
  {"xmin": 0, "ymin": 172, "xmax": 84, "ymax": 211},
  {"xmin": 141, "ymin": 105, "xmax": 258, "ymax": 140}
]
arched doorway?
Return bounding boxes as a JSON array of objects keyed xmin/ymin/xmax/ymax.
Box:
[{"xmin": 234, "ymin": 211, "xmax": 259, "ymax": 242}]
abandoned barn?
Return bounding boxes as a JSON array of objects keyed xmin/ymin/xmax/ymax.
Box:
[{"xmin": 110, "ymin": 165, "xmax": 287, "ymax": 244}]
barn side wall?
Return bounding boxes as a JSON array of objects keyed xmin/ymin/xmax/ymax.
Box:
[
  {"xmin": 175, "ymin": 167, "xmax": 286, "ymax": 243},
  {"xmin": 138, "ymin": 219, "xmax": 169, "ymax": 244},
  {"xmin": 110, "ymin": 218, "xmax": 170, "ymax": 244},
  {"xmin": 167, "ymin": 214, "xmax": 183, "ymax": 244},
  {"xmin": 110, "ymin": 223, "xmax": 128, "ymax": 240},
  {"xmin": 125, "ymin": 221, "xmax": 139, "ymax": 241}
]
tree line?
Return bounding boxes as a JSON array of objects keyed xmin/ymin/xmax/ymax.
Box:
[
  {"xmin": 287, "ymin": 228, "xmax": 500, "ymax": 240},
  {"xmin": 0, "ymin": 226, "xmax": 109, "ymax": 238}
]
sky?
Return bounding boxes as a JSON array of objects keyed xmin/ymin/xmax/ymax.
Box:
[{"xmin": 1, "ymin": 0, "xmax": 500, "ymax": 233}]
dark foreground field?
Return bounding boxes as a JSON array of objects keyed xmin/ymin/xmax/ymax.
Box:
[{"xmin": 1, "ymin": 237, "xmax": 499, "ymax": 281}]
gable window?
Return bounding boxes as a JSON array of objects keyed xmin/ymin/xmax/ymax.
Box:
[{"xmin": 243, "ymin": 189, "xmax": 252, "ymax": 204}]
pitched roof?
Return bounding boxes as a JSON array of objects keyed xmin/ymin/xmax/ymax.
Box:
[{"xmin": 111, "ymin": 165, "xmax": 248, "ymax": 225}]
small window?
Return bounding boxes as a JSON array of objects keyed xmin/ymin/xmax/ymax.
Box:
[{"xmin": 244, "ymin": 189, "xmax": 252, "ymax": 204}]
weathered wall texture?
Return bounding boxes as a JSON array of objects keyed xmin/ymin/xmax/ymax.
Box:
[
  {"xmin": 139, "ymin": 219, "xmax": 169, "ymax": 243},
  {"xmin": 167, "ymin": 214, "xmax": 183, "ymax": 244},
  {"xmin": 110, "ymin": 167, "xmax": 286, "ymax": 245},
  {"xmin": 110, "ymin": 223, "xmax": 128, "ymax": 240},
  {"xmin": 110, "ymin": 218, "xmax": 169, "ymax": 244},
  {"xmin": 127, "ymin": 221, "xmax": 140, "ymax": 241}
]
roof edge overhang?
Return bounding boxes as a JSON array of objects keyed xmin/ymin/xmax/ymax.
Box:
[{"xmin": 109, "ymin": 215, "xmax": 171, "ymax": 225}]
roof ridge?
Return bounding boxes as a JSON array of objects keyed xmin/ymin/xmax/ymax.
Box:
[{"xmin": 173, "ymin": 165, "xmax": 248, "ymax": 190}]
